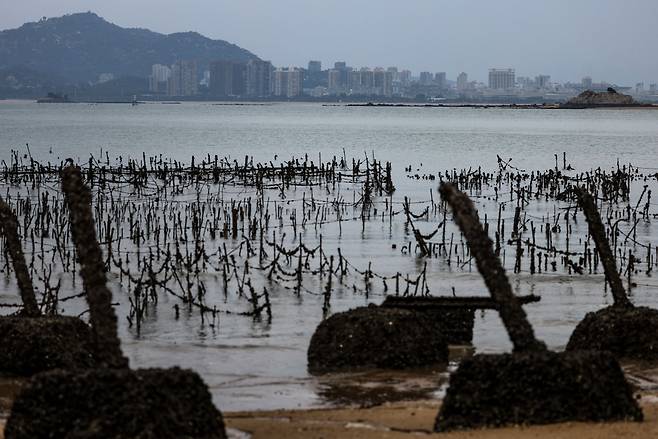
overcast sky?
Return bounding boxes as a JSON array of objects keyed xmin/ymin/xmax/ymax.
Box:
[{"xmin": 3, "ymin": 0, "xmax": 658, "ymax": 84}]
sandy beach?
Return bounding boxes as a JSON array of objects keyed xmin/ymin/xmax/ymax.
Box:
[{"xmin": 222, "ymin": 395, "xmax": 658, "ymax": 439}]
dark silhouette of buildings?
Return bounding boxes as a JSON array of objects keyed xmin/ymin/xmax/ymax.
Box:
[{"xmin": 209, "ymin": 60, "xmax": 273, "ymax": 98}]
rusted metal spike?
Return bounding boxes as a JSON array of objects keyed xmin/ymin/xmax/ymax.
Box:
[
  {"xmin": 439, "ymin": 183, "xmax": 546, "ymax": 353},
  {"xmin": 61, "ymin": 165, "xmax": 128, "ymax": 369},
  {"xmin": 0, "ymin": 198, "xmax": 40, "ymax": 317},
  {"xmin": 574, "ymin": 187, "xmax": 632, "ymax": 308}
]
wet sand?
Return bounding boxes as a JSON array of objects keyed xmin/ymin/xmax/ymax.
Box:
[{"xmin": 224, "ymin": 396, "xmax": 658, "ymax": 439}]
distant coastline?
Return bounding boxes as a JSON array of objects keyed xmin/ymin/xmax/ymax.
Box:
[
  {"xmin": 18, "ymin": 97, "xmax": 658, "ymax": 109},
  {"xmin": 337, "ymin": 102, "xmax": 658, "ymax": 110}
]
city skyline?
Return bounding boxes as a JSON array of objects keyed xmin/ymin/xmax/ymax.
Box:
[
  {"xmin": 2, "ymin": 0, "xmax": 658, "ymax": 85},
  {"xmin": 145, "ymin": 56, "xmax": 653, "ymax": 102}
]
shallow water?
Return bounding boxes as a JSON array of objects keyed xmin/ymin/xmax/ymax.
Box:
[{"xmin": 2, "ymin": 101, "xmax": 658, "ymax": 412}]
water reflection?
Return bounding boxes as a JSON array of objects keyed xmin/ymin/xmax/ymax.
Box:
[{"xmin": 314, "ymin": 368, "xmax": 448, "ymax": 408}]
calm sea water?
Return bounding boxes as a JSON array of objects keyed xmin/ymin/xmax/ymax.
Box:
[{"xmin": 2, "ymin": 100, "xmax": 658, "ymax": 411}]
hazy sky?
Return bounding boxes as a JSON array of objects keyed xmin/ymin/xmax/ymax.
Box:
[{"xmin": 3, "ymin": 0, "xmax": 658, "ymax": 84}]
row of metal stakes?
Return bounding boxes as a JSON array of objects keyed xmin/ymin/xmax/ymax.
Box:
[
  {"xmin": 0, "ymin": 166, "xmax": 227, "ymax": 439},
  {"xmin": 0, "ymin": 157, "xmax": 656, "ymax": 434}
]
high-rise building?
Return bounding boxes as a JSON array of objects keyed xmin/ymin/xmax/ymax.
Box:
[
  {"xmin": 246, "ymin": 60, "xmax": 273, "ymax": 98},
  {"xmin": 168, "ymin": 64, "xmax": 181, "ymax": 96},
  {"xmin": 360, "ymin": 68, "xmax": 375, "ymax": 89},
  {"xmin": 435, "ymin": 72, "xmax": 447, "ymax": 89},
  {"xmin": 535, "ymin": 75, "xmax": 551, "ymax": 89},
  {"xmin": 287, "ymin": 69, "xmax": 303, "ymax": 97},
  {"xmin": 168, "ymin": 60, "xmax": 198, "ymax": 96},
  {"xmin": 201, "ymin": 70, "xmax": 210, "ymax": 87},
  {"xmin": 273, "ymin": 68, "xmax": 303, "ymax": 98},
  {"xmin": 488, "ymin": 68, "xmax": 515, "ymax": 89},
  {"xmin": 337, "ymin": 68, "xmax": 392, "ymax": 97},
  {"xmin": 149, "ymin": 65, "xmax": 171, "ymax": 94},
  {"xmin": 273, "ymin": 69, "xmax": 287, "ymax": 97},
  {"xmin": 348, "ymin": 70, "xmax": 362, "ymax": 91},
  {"xmin": 229, "ymin": 63, "xmax": 246, "ymax": 96},
  {"xmin": 369, "ymin": 69, "xmax": 393, "ymax": 97},
  {"xmin": 335, "ymin": 67, "xmax": 393, "ymax": 97},
  {"xmin": 419, "ymin": 72, "xmax": 433, "ymax": 85},
  {"xmin": 304, "ymin": 61, "xmax": 326, "ymax": 89},
  {"xmin": 650, "ymin": 84, "xmax": 657, "ymax": 94},
  {"xmin": 181, "ymin": 61, "xmax": 198, "ymax": 96},
  {"xmin": 330, "ymin": 61, "xmax": 350, "ymax": 90},
  {"xmin": 374, "ymin": 68, "xmax": 385, "ymax": 88},
  {"xmin": 456, "ymin": 72, "xmax": 469, "ymax": 91},
  {"xmin": 387, "ymin": 67, "xmax": 399, "ymax": 82},
  {"xmin": 210, "ymin": 61, "xmax": 234, "ymax": 96},
  {"xmin": 382, "ymin": 71, "xmax": 394, "ymax": 97},
  {"xmin": 400, "ymin": 70, "xmax": 412, "ymax": 85},
  {"xmin": 209, "ymin": 61, "xmax": 247, "ymax": 97},
  {"xmin": 328, "ymin": 69, "xmax": 342, "ymax": 92},
  {"xmin": 517, "ymin": 76, "xmax": 531, "ymax": 88},
  {"xmin": 582, "ymin": 76, "xmax": 593, "ymax": 89}
]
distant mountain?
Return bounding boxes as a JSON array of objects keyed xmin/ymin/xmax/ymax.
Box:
[
  {"xmin": 0, "ymin": 12, "xmax": 259, "ymax": 84},
  {"xmin": 0, "ymin": 65, "xmax": 62, "ymax": 88}
]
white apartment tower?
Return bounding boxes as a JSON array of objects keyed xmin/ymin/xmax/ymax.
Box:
[
  {"xmin": 488, "ymin": 68, "xmax": 515, "ymax": 89},
  {"xmin": 168, "ymin": 60, "xmax": 198, "ymax": 96},
  {"xmin": 273, "ymin": 67, "xmax": 303, "ymax": 98},
  {"xmin": 149, "ymin": 64, "xmax": 171, "ymax": 93},
  {"xmin": 456, "ymin": 72, "xmax": 468, "ymax": 91}
]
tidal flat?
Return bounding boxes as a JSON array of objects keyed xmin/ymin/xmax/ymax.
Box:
[{"xmin": 1, "ymin": 102, "xmax": 658, "ymax": 427}]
